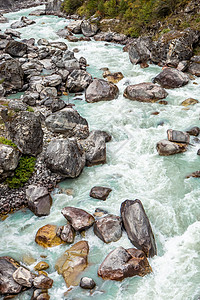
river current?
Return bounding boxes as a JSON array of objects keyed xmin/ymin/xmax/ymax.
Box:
[{"xmin": 0, "ymin": 5, "xmax": 200, "ymax": 300}]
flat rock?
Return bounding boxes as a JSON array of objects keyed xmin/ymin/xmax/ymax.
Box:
[
  {"xmin": 120, "ymin": 199, "xmax": 157, "ymax": 257},
  {"xmin": 85, "ymin": 79, "xmax": 119, "ymax": 103},
  {"xmin": 61, "ymin": 207, "xmax": 95, "ymax": 231},
  {"xmin": 124, "ymin": 82, "xmax": 168, "ymax": 102},
  {"xmin": 13, "ymin": 266, "xmax": 32, "ymax": 287},
  {"xmin": 94, "ymin": 214, "xmax": 122, "ymax": 243},
  {"xmin": 153, "ymin": 68, "xmax": 189, "ymax": 89},
  {"xmin": 167, "ymin": 129, "xmax": 190, "ymax": 143},
  {"xmin": 33, "ymin": 275, "xmax": 53, "ymax": 289},
  {"xmin": 90, "ymin": 186, "xmax": 112, "ymax": 200},
  {"xmin": 55, "ymin": 241, "xmax": 89, "ymax": 287},
  {"xmin": 156, "ymin": 139, "xmax": 188, "ymax": 155},
  {"xmin": 35, "ymin": 224, "xmax": 65, "ymax": 248},
  {"xmin": 98, "ymin": 247, "xmax": 152, "ymax": 280}
]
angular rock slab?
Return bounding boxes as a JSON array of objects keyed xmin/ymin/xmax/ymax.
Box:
[
  {"xmin": 45, "ymin": 108, "xmax": 89, "ymax": 139},
  {"xmin": 0, "ymin": 144, "xmax": 20, "ymax": 181},
  {"xmin": 44, "ymin": 138, "xmax": 86, "ymax": 178},
  {"xmin": 167, "ymin": 129, "xmax": 190, "ymax": 144},
  {"xmin": 156, "ymin": 139, "xmax": 188, "ymax": 156},
  {"xmin": 123, "ymin": 83, "xmax": 168, "ymax": 102},
  {"xmin": 33, "ymin": 275, "xmax": 53, "ymax": 289},
  {"xmin": 90, "ymin": 186, "xmax": 112, "ymax": 200},
  {"xmin": 35, "ymin": 224, "xmax": 65, "ymax": 248},
  {"xmin": 61, "ymin": 207, "xmax": 95, "ymax": 231},
  {"xmin": 98, "ymin": 247, "xmax": 152, "ymax": 281},
  {"xmin": 26, "ymin": 185, "xmax": 52, "ymax": 217},
  {"xmin": 81, "ymin": 20, "xmax": 99, "ymax": 37},
  {"xmin": 0, "ymin": 256, "xmax": 21, "ymax": 295},
  {"xmin": 66, "ymin": 69, "xmax": 93, "ymax": 93},
  {"xmin": 85, "ymin": 79, "xmax": 119, "ymax": 103},
  {"xmin": 153, "ymin": 68, "xmax": 189, "ymax": 89},
  {"xmin": 94, "ymin": 214, "xmax": 122, "ymax": 243},
  {"xmin": 120, "ymin": 199, "xmax": 157, "ymax": 257},
  {"xmin": 55, "ymin": 241, "xmax": 89, "ymax": 287},
  {"xmin": 5, "ymin": 40, "xmax": 27, "ymax": 57},
  {"xmin": 13, "ymin": 266, "xmax": 32, "ymax": 287},
  {"xmin": 56, "ymin": 224, "xmax": 75, "ymax": 243}
]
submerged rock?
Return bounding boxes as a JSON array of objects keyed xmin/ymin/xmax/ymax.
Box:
[
  {"xmin": 181, "ymin": 98, "xmax": 199, "ymax": 106},
  {"xmin": 80, "ymin": 277, "xmax": 96, "ymax": 289},
  {"xmin": 90, "ymin": 186, "xmax": 112, "ymax": 200},
  {"xmin": 26, "ymin": 185, "xmax": 52, "ymax": 217},
  {"xmin": 98, "ymin": 247, "xmax": 152, "ymax": 280},
  {"xmin": 156, "ymin": 139, "xmax": 188, "ymax": 155},
  {"xmin": 61, "ymin": 207, "xmax": 95, "ymax": 231},
  {"xmin": 120, "ymin": 199, "xmax": 157, "ymax": 257},
  {"xmin": 35, "ymin": 224, "xmax": 65, "ymax": 248},
  {"xmin": 94, "ymin": 214, "xmax": 122, "ymax": 243},
  {"xmin": 124, "ymin": 83, "xmax": 168, "ymax": 102},
  {"xmin": 85, "ymin": 79, "xmax": 119, "ymax": 103},
  {"xmin": 0, "ymin": 256, "xmax": 21, "ymax": 295},
  {"xmin": 45, "ymin": 138, "xmax": 86, "ymax": 178},
  {"xmin": 55, "ymin": 241, "xmax": 89, "ymax": 287},
  {"xmin": 153, "ymin": 68, "xmax": 189, "ymax": 89}
]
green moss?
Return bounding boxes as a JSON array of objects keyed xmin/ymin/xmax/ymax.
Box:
[
  {"xmin": 0, "ymin": 137, "xmax": 17, "ymax": 148},
  {"xmin": 5, "ymin": 155, "xmax": 36, "ymax": 189},
  {"xmin": 27, "ymin": 106, "xmax": 34, "ymax": 112}
]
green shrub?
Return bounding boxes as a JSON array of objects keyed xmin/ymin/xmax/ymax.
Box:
[
  {"xmin": 5, "ymin": 155, "xmax": 36, "ymax": 189},
  {"xmin": 0, "ymin": 137, "xmax": 17, "ymax": 148},
  {"xmin": 62, "ymin": 0, "xmax": 84, "ymax": 14},
  {"xmin": 27, "ymin": 106, "xmax": 34, "ymax": 112}
]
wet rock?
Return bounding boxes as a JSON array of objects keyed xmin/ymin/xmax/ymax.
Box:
[
  {"xmin": 33, "ymin": 275, "xmax": 53, "ymax": 289},
  {"xmin": 45, "ymin": 108, "xmax": 89, "ymax": 139},
  {"xmin": 120, "ymin": 199, "xmax": 157, "ymax": 258},
  {"xmin": 44, "ymin": 138, "xmax": 86, "ymax": 178},
  {"xmin": 86, "ymin": 79, "xmax": 119, "ymax": 103},
  {"xmin": 4, "ymin": 28, "xmax": 21, "ymax": 38},
  {"xmin": 181, "ymin": 98, "xmax": 199, "ymax": 106},
  {"xmin": 0, "ymin": 256, "xmax": 21, "ymax": 295},
  {"xmin": 197, "ymin": 149, "xmax": 200, "ymax": 155},
  {"xmin": 26, "ymin": 185, "xmax": 52, "ymax": 217},
  {"xmin": 61, "ymin": 207, "xmax": 95, "ymax": 231},
  {"xmin": 50, "ymin": 98, "xmax": 66, "ymax": 112},
  {"xmin": 90, "ymin": 186, "xmax": 112, "ymax": 200},
  {"xmin": 11, "ymin": 16, "xmax": 35, "ymax": 29},
  {"xmin": 12, "ymin": 266, "xmax": 32, "ymax": 287},
  {"xmin": 0, "ymin": 144, "xmax": 20, "ymax": 181},
  {"xmin": 2, "ymin": 111, "xmax": 43, "ymax": 156},
  {"xmin": 56, "ymin": 28, "xmax": 72, "ymax": 38},
  {"xmin": 128, "ymin": 37, "xmax": 152, "ymax": 65},
  {"xmin": 94, "ymin": 214, "xmax": 122, "ymax": 243},
  {"xmin": 0, "ymin": 14, "xmax": 8, "ymax": 23},
  {"xmin": 124, "ymin": 82, "xmax": 168, "ymax": 102},
  {"xmin": 153, "ymin": 68, "xmax": 189, "ymax": 89},
  {"xmin": 31, "ymin": 288, "xmax": 50, "ymax": 300},
  {"xmin": 35, "ymin": 224, "xmax": 65, "ymax": 248},
  {"xmin": 188, "ymin": 56, "xmax": 200, "ymax": 76},
  {"xmin": 186, "ymin": 170, "xmax": 200, "ymax": 178},
  {"xmin": 103, "ymin": 70, "xmax": 124, "ymax": 84},
  {"xmin": 56, "ymin": 224, "xmax": 75, "ymax": 243},
  {"xmin": 156, "ymin": 139, "xmax": 188, "ymax": 155},
  {"xmin": 34, "ymin": 262, "xmax": 49, "ymax": 272},
  {"xmin": 66, "ymin": 69, "xmax": 93, "ymax": 93},
  {"xmin": 98, "ymin": 247, "xmax": 152, "ymax": 280},
  {"xmin": 0, "ymin": 57, "xmax": 24, "ymax": 93},
  {"xmin": 186, "ymin": 127, "xmax": 200, "ymax": 136},
  {"xmin": 67, "ymin": 20, "xmax": 82, "ymax": 34},
  {"xmin": 81, "ymin": 20, "xmax": 99, "ymax": 37},
  {"xmin": 55, "ymin": 241, "xmax": 89, "ymax": 287},
  {"xmin": 29, "ymin": 9, "xmax": 46, "ymax": 16},
  {"xmin": 167, "ymin": 129, "xmax": 190, "ymax": 144},
  {"xmin": 80, "ymin": 277, "xmax": 96, "ymax": 289},
  {"xmin": 80, "ymin": 130, "xmax": 107, "ymax": 166}
]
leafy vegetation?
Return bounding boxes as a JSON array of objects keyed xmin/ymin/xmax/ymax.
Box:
[
  {"xmin": 5, "ymin": 155, "xmax": 36, "ymax": 189},
  {"xmin": 27, "ymin": 106, "xmax": 34, "ymax": 112},
  {"xmin": 0, "ymin": 137, "xmax": 17, "ymax": 149}
]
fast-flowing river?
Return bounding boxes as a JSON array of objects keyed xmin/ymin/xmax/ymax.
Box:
[{"xmin": 0, "ymin": 5, "xmax": 200, "ymax": 300}]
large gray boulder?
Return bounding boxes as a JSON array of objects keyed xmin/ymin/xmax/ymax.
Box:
[
  {"xmin": 0, "ymin": 144, "xmax": 20, "ymax": 181},
  {"xmin": 66, "ymin": 70, "xmax": 93, "ymax": 93},
  {"xmin": 128, "ymin": 37, "xmax": 152, "ymax": 65},
  {"xmin": 26, "ymin": 185, "xmax": 52, "ymax": 217},
  {"xmin": 120, "ymin": 199, "xmax": 157, "ymax": 258},
  {"xmin": 45, "ymin": 108, "xmax": 89, "ymax": 139},
  {"xmin": 0, "ymin": 256, "xmax": 22, "ymax": 295},
  {"xmin": 0, "ymin": 57, "xmax": 24, "ymax": 93},
  {"xmin": 188, "ymin": 56, "xmax": 200, "ymax": 76},
  {"xmin": 61, "ymin": 207, "xmax": 95, "ymax": 231},
  {"xmin": 5, "ymin": 40, "xmax": 27, "ymax": 57},
  {"xmin": 85, "ymin": 79, "xmax": 119, "ymax": 103},
  {"xmin": 80, "ymin": 130, "xmax": 106, "ymax": 166},
  {"xmin": 44, "ymin": 138, "xmax": 86, "ymax": 178},
  {"xmin": 67, "ymin": 20, "xmax": 82, "ymax": 34},
  {"xmin": 81, "ymin": 20, "xmax": 99, "ymax": 37},
  {"xmin": 153, "ymin": 68, "xmax": 189, "ymax": 89},
  {"xmin": 123, "ymin": 83, "xmax": 168, "ymax": 102},
  {"xmin": 45, "ymin": 0, "xmax": 62, "ymax": 13},
  {"xmin": 156, "ymin": 139, "xmax": 188, "ymax": 156},
  {"xmin": 94, "ymin": 214, "xmax": 122, "ymax": 243},
  {"xmin": 2, "ymin": 111, "xmax": 43, "ymax": 156},
  {"xmin": 98, "ymin": 247, "xmax": 152, "ymax": 280},
  {"xmin": 11, "ymin": 16, "xmax": 35, "ymax": 29}
]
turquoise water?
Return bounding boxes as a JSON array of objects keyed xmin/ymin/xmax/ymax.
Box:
[{"xmin": 0, "ymin": 6, "xmax": 200, "ymax": 300}]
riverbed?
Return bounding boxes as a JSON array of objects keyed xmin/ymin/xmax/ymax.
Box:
[{"xmin": 0, "ymin": 5, "xmax": 200, "ymax": 300}]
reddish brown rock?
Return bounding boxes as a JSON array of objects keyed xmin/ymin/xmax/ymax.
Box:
[
  {"xmin": 90, "ymin": 186, "xmax": 112, "ymax": 200},
  {"xmin": 61, "ymin": 207, "xmax": 95, "ymax": 231}
]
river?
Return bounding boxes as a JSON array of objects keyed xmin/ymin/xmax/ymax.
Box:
[{"xmin": 0, "ymin": 5, "xmax": 200, "ymax": 300}]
